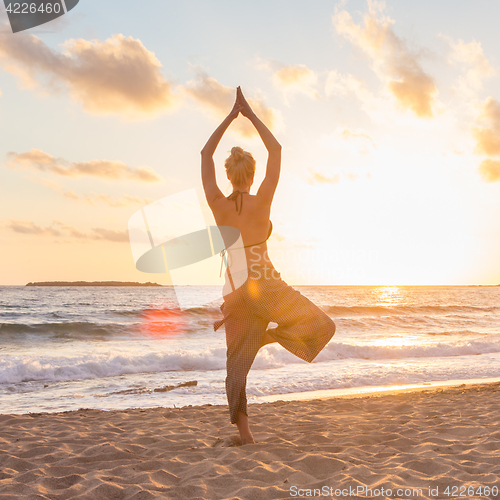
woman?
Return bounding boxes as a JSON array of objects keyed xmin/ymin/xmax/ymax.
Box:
[{"xmin": 201, "ymin": 87, "xmax": 335, "ymax": 445}]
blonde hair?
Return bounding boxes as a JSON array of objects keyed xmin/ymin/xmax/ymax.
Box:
[{"xmin": 225, "ymin": 147, "xmax": 256, "ymax": 186}]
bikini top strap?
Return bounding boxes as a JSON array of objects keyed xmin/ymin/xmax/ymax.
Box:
[{"xmin": 227, "ymin": 190, "xmax": 247, "ymax": 215}]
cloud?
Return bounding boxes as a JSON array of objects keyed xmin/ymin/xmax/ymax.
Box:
[
  {"xmin": 473, "ymin": 97, "xmax": 500, "ymax": 157},
  {"xmin": 319, "ymin": 128, "xmax": 377, "ymax": 155},
  {"xmin": 91, "ymin": 227, "xmax": 129, "ymax": 242},
  {"xmin": 444, "ymin": 36, "xmax": 493, "ymax": 90},
  {"xmin": 3, "ymin": 219, "xmax": 61, "ymax": 236},
  {"xmin": 324, "ymin": 70, "xmax": 384, "ymax": 118},
  {"xmin": 63, "ymin": 190, "xmax": 80, "ymax": 200},
  {"xmin": 184, "ymin": 71, "xmax": 278, "ymax": 137},
  {"xmin": 2, "ymin": 219, "xmax": 129, "ymax": 242},
  {"xmin": 341, "ymin": 128, "xmax": 377, "ymax": 154},
  {"xmin": 52, "ymin": 220, "xmax": 130, "ymax": 242},
  {"xmin": 6, "ymin": 149, "xmax": 161, "ymax": 182},
  {"xmin": 307, "ymin": 172, "xmax": 340, "ymax": 185},
  {"xmin": 0, "ymin": 32, "xmax": 176, "ymax": 117},
  {"xmin": 386, "ymin": 64, "xmax": 436, "ymax": 118},
  {"xmin": 30, "ymin": 177, "xmax": 64, "ymax": 192},
  {"xmin": 332, "ymin": 0, "xmax": 437, "ymax": 117},
  {"xmin": 472, "ymin": 97, "xmax": 500, "ymax": 182},
  {"xmin": 71, "ymin": 160, "xmax": 160, "ymax": 182},
  {"xmin": 307, "ymin": 166, "xmax": 362, "ymax": 185},
  {"xmin": 266, "ymin": 61, "xmax": 319, "ymax": 101},
  {"xmin": 80, "ymin": 193, "xmax": 153, "ymax": 207},
  {"xmin": 32, "ymin": 177, "xmax": 152, "ymax": 206},
  {"xmin": 325, "ymin": 70, "xmax": 371, "ymax": 101},
  {"xmin": 478, "ymin": 160, "xmax": 500, "ymax": 182}
]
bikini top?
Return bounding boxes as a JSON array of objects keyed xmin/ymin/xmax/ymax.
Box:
[{"xmin": 226, "ymin": 190, "xmax": 273, "ymax": 248}]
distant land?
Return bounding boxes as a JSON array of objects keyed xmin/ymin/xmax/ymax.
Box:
[{"xmin": 26, "ymin": 281, "xmax": 163, "ymax": 287}]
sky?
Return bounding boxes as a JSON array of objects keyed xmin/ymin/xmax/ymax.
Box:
[{"xmin": 1, "ymin": 0, "xmax": 500, "ymax": 286}]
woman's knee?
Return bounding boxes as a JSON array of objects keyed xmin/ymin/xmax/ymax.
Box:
[{"xmin": 317, "ymin": 313, "xmax": 336, "ymax": 336}]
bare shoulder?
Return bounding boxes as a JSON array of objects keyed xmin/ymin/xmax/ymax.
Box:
[
  {"xmin": 207, "ymin": 193, "xmax": 228, "ymax": 215},
  {"xmin": 253, "ymin": 189, "xmax": 274, "ymax": 209},
  {"xmin": 246, "ymin": 194, "xmax": 272, "ymax": 222}
]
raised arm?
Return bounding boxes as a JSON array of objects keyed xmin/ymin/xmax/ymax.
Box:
[
  {"xmin": 237, "ymin": 87, "xmax": 281, "ymax": 202},
  {"xmin": 201, "ymin": 93, "xmax": 241, "ymax": 206}
]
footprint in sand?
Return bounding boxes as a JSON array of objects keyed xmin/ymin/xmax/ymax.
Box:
[{"xmin": 211, "ymin": 435, "xmax": 251, "ymax": 447}]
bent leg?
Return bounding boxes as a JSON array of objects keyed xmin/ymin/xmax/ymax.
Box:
[{"xmin": 251, "ymin": 275, "xmax": 336, "ymax": 363}]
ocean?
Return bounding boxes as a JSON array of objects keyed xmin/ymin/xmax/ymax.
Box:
[{"xmin": 1, "ymin": 285, "xmax": 499, "ymax": 415}]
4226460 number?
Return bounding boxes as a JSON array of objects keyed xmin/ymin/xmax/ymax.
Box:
[{"xmin": 5, "ymin": 2, "xmax": 62, "ymax": 14}]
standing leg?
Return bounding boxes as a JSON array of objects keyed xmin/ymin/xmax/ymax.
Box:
[
  {"xmin": 235, "ymin": 412, "xmax": 253, "ymax": 445},
  {"xmin": 224, "ymin": 308, "xmax": 268, "ymax": 443}
]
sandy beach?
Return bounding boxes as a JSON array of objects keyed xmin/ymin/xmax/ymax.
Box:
[{"xmin": 0, "ymin": 382, "xmax": 499, "ymax": 499}]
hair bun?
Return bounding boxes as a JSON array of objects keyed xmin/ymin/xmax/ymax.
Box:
[
  {"xmin": 225, "ymin": 146, "xmax": 256, "ymax": 187},
  {"xmin": 231, "ymin": 146, "xmax": 244, "ymax": 160}
]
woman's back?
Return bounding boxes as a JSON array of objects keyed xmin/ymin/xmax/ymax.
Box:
[{"xmin": 210, "ymin": 192, "xmax": 273, "ymax": 268}]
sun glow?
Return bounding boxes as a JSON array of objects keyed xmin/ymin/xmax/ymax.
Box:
[{"xmin": 374, "ymin": 286, "xmax": 402, "ymax": 307}]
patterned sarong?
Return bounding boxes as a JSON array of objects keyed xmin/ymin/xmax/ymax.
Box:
[{"xmin": 214, "ymin": 265, "xmax": 336, "ymax": 424}]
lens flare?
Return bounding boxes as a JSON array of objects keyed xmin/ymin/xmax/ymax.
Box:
[{"xmin": 139, "ymin": 307, "xmax": 185, "ymax": 338}]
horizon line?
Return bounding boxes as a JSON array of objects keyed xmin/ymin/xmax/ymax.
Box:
[{"xmin": 1, "ymin": 283, "xmax": 499, "ymax": 287}]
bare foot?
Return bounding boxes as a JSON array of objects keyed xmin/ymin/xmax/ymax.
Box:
[
  {"xmin": 238, "ymin": 429, "xmax": 255, "ymax": 445},
  {"xmin": 235, "ymin": 411, "xmax": 255, "ymax": 445},
  {"xmin": 211, "ymin": 435, "xmax": 255, "ymax": 447},
  {"xmin": 230, "ymin": 434, "xmax": 255, "ymax": 446}
]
